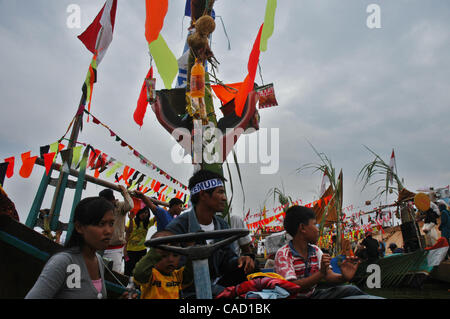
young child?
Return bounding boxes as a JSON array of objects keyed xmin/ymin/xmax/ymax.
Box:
[
  {"xmin": 124, "ymin": 207, "xmax": 152, "ymax": 276},
  {"xmin": 274, "ymin": 205, "xmax": 382, "ymax": 299},
  {"xmin": 132, "ymin": 231, "xmax": 192, "ymax": 299}
]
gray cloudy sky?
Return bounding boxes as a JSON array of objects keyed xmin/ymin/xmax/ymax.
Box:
[{"xmin": 1, "ymin": 0, "xmax": 450, "ymax": 227}]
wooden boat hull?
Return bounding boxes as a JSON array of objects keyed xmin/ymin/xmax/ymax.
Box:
[
  {"xmin": 352, "ymin": 243, "xmax": 449, "ymax": 289},
  {"xmin": 431, "ymin": 260, "xmax": 450, "ymax": 284},
  {"xmin": 0, "ymin": 215, "xmax": 130, "ymax": 298}
]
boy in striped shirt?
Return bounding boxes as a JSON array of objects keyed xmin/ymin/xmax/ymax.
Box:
[{"xmin": 275, "ymin": 205, "xmax": 382, "ymax": 299}]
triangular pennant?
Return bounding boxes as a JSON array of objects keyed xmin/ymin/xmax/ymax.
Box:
[
  {"xmin": 60, "ymin": 149, "xmax": 73, "ymax": 174},
  {"xmin": 88, "ymin": 149, "xmax": 101, "ymax": 168},
  {"xmin": 105, "ymin": 161, "xmax": 123, "ymax": 178},
  {"xmin": 49, "ymin": 141, "xmax": 65, "ymax": 154},
  {"xmin": 70, "ymin": 146, "xmax": 83, "ymax": 169},
  {"xmin": 40, "ymin": 145, "xmax": 50, "ymax": 159},
  {"xmin": 0, "ymin": 162, "xmax": 8, "ymax": 186},
  {"xmin": 43, "ymin": 152, "xmax": 56, "ymax": 175}
]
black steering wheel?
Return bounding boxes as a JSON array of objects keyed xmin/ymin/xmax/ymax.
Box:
[{"xmin": 144, "ymin": 229, "xmax": 249, "ymax": 260}]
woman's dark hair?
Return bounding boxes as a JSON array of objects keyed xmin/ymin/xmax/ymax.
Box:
[
  {"xmin": 65, "ymin": 196, "xmax": 115, "ymax": 249},
  {"xmin": 283, "ymin": 205, "xmax": 316, "ymax": 237},
  {"xmin": 135, "ymin": 207, "xmax": 150, "ymax": 229},
  {"xmin": 188, "ymin": 169, "xmax": 226, "ymax": 205}
]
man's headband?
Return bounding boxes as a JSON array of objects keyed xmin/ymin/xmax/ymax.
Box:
[{"xmin": 190, "ymin": 179, "xmax": 224, "ymax": 195}]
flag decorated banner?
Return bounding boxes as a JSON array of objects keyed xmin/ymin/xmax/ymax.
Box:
[
  {"xmin": 77, "ymin": 0, "xmax": 117, "ymax": 65},
  {"xmin": 255, "ymin": 83, "xmax": 278, "ymax": 109}
]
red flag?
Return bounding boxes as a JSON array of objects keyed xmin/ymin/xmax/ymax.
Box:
[
  {"xmin": 153, "ymin": 181, "xmax": 161, "ymax": 193},
  {"xmin": 4, "ymin": 157, "xmax": 14, "ymax": 178},
  {"xmin": 133, "ymin": 67, "xmax": 153, "ymax": 127},
  {"xmin": 88, "ymin": 149, "xmax": 101, "ymax": 168},
  {"xmin": 244, "ymin": 209, "xmax": 250, "ymax": 222},
  {"xmin": 77, "ymin": 0, "xmax": 117, "ymax": 65},
  {"xmin": 122, "ymin": 166, "xmax": 135, "ymax": 186},
  {"xmin": 235, "ymin": 24, "xmax": 264, "ymax": 117},
  {"xmin": 43, "ymin": 152, "xmax": 56, "ymax": 175}
]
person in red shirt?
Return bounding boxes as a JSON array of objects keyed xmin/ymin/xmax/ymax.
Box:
[{"xmin": 274, "ymin": 205, "xmax": 383, "ymax": 299}]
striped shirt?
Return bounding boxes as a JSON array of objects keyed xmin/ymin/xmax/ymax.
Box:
[{"xmin": 274, "ymin": 241, "xmax": 323, "ymax": 297}]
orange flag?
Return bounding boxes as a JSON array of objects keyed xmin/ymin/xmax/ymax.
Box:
[
  {"xmin": 145, "ymin": 0, "xmax": 168, "ymax": 43},
  {"xmin": 211, "ymin": 82, "xmax": 243, "ymax": 105},
  {"xmin": 122, "ymin": 166, "xmax": 135, "ymax": 186},
  {"xmin": 19, "ymin": 151, "xmax": 37, "ymax": 178}
]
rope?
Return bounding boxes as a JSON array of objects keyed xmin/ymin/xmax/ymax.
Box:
[
  {"xmin": 98, "ymin": 256, "xmax": 127, "ymax": 288},
  {"xmin": 216, "ymin": 16, "xmax": 231, "ymax": 50},
  {"xmin": 258, "ymin": 62, "xmax": 264, "ymax": 86}
]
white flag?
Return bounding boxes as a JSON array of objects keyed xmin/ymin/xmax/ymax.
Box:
[
  {"xmin": 319, "ymin": 169, "xmax": 330, "ymax": 197},
  {"xmin": 388, "ymin": 149, "xmax": 395, "ymax": 184}
]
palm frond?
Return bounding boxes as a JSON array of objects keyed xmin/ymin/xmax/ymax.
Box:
[{"xmin": 357, "ymin": 145, "xmax": 403, "ymax": 200}]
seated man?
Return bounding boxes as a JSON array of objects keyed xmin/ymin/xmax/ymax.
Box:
[
  {"xmin": 388, "ymin": 243, "xmax": 404, "ymax": 254},
  {"xmin": 164, "ymin": 169, "xmax": 255, "ymax": 297},
  {"xmin": 274, "ymin": 205, "xmax": 383, "ymax": 299}
]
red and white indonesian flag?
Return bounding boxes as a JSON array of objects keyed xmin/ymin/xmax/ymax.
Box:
[
  {"xmin": 388, "ymin": 149, "xmax": 395, "ymax": 185},
  {"xmin": 78, "ymin": 0, "xmax": 117, "ymax": 65}
]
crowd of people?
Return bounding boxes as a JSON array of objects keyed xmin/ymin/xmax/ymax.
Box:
[{"xmin": 25, "ymin": 169, "xmax": 449, "ymax": 299}]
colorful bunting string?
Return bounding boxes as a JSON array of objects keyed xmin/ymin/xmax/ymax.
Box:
[
  {"xmin": 83, "ymin": 108, "xmax": 188, "ymax": 190},
  {"xmin": 0, "ymin": 140, "xmax": 188, "ymax": 204}
]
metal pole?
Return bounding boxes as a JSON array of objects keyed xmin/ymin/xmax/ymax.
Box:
[{"xmin": 192, "ymin": 259, "xmax": 212, "ymax": 299}]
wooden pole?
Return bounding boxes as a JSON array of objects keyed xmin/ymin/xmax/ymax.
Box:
[{"xmin": 47, "ymin": 104, "xmax": 84, "ymax": 230}]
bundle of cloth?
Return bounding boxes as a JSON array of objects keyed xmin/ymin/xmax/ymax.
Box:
[{"xmin": 215, "ymin": 273, "xmax": 301, "ymax": 299}]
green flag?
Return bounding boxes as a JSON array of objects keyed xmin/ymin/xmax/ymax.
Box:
[
  {"xmin": 149, "ymin": 34, "xmax": 178, "ymax": 89},
  {"xmin": 260, "ymin": 0, "xmax": 277, "ymax": 52},
  {"xmin": 105, "ymin": 161, "xmax": 123, "ymax": 178}
]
